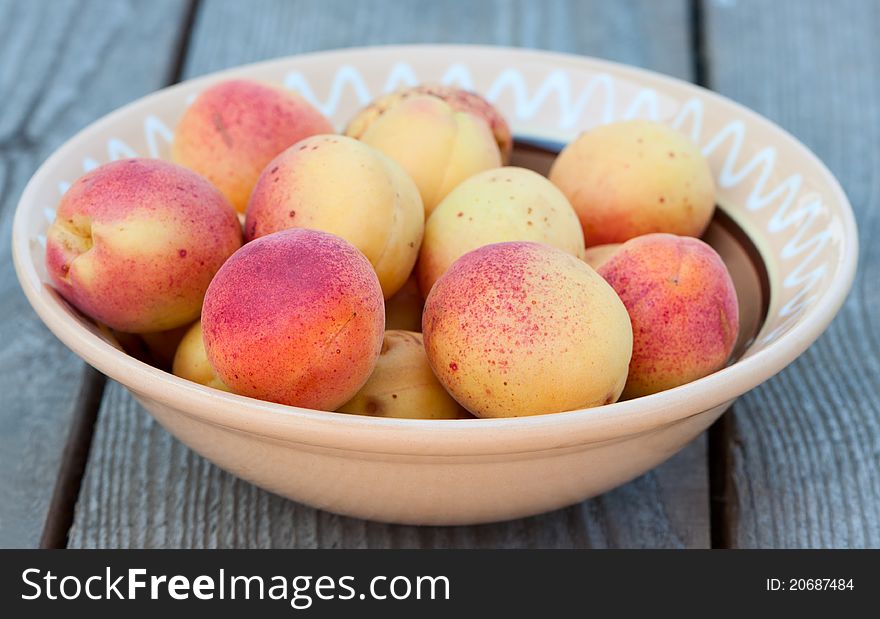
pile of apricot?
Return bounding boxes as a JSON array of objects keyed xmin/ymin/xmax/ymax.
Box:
[{"xmin": 46, "ymin": 79, "xmax": 738, "ymax": 419}]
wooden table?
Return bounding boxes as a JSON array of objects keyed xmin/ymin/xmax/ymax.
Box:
[{"xmin": 2, "ymin": 0, "xmax": 877, "ymax": 549}]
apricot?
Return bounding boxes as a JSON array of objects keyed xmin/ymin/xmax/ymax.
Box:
[
  {"xmin": 172, "ymin": 321, "xmax": 229, "ymax": 391},
  {"xmin": 172, "ymin": 79, "xmax": 333, "ymax": 213},
  {"xmin": 418, "ymin": 167, "xmax": 585, "ymax": 295},
  {"xmin": 338, "ymin": 330, "xmax": 470, "ymax": 419},
  {"xmin": 549, "ymin": 120, "xmax": 715, "ymax": 246},
  {"xmin": 422, "ymin": 242, "xmax": 632, "ymax": 418},
  {"xmin": 96, "ymin": 323, "xmax": 151, "ymax": 363},
  {"xmin": 583, "ymin": 243, "xmax": 621, "ymax": 270},
  {"xmin": 94, "ymin": 323, "xmax": 189, "ymax": 370},
  {"xmin": 346, "ymin": 84, "xmax": 512, "ymax": 163},
  {"xmin": 45, "ymin": 159, "xmax": 242, "ymax": 333},
  {"xmin": 140, "ymin": 323, "xmax": 191, "ymax": 370},
  {"xmin": 384, "ymin": 273, "xmax": 423, "ymax": 332},
  {"xmin": 349, "ymin": 94, "xmax": 502, "ymax": 215},
  {"xmin": 202, "ymin": 229, "xmax": 384, "ymax": 410},
  {"xmin": 245, "ymin": 135, "xmax": 423, "ymax": 298},
  {"xmin": 597, "ymin": 233, "xmax": 739, "ymax": 398}
]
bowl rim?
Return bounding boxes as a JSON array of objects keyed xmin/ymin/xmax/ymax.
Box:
[{"xmin": 12, "ymin": 44, "xmax": 859, "ymax": 457}]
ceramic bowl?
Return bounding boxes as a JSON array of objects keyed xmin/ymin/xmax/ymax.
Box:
[{"xmin": 12, "ymin": 45, "xmax": 858, "ymax": 525}]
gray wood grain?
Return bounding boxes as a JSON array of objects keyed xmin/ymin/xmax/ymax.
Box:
[
  {"xmin": 69, "ymin": 0, "xmax": 710, "ymax": 548},
  {"xmin": 0, "ymin": 0, "xmax": 191, "ymax": 548},
  {"xmin": 182, "ymin": 0, "xmax": 694, "ymax": 80},
  {"xmin": 704, "ymin": 0, "xmax": 880, "ymax": 547}
]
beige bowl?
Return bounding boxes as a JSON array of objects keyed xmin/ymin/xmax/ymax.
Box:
[{"xmin": 13, "ymin": 46, "xmax": 858, "ymax": 525}]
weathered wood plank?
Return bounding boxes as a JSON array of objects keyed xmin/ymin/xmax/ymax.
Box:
[
  {"xmin": 0, "ymin": 0, "xmax": 191, "ymax": 548},
  {"xmin": 69, "ymin": 0, "xmax": 709, "ymax": 548},
  {"xmin": 181, "ymin": 0, "xmax": 694, "ymax": 80},
  {"xmin": 704, "ymin": 0, "xmax": 880, "ymax": 547}
]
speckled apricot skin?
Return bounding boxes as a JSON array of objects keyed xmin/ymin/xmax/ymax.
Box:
[
  {"xmin": 172, "ymin": 79, "xmax": 333, "ymax": 213},
  {"xmin": 346, "ymin": 84, "xmax": 513, "ymax": 163},
  {"xmin": 338, "ymin": 330, "xmax": 471, "ymax": 419},
  {"xmin": 583, "ymin": 243, "xmax": 621, "ymax": 270},
  {"xmin": 202, "ymin": 229, "xmax": 384, "ymax": 410},
  {"xmin": 172, "ymin": 321, "xmax": 230, "ymax": 391},
  {"xmin": 45, "ymin": 159, "xmax": 242, "ymax": 333},
  {"xmin": 384, "ymin": 273, "xmax": 423, "ymax": 332},
  {"xmin": 597, "ymin": 233, "xmax": 739, "ymax": 399},
  {"xmin": 422, "ymin": 242, "xmax": 633, "ymax": 418},
  {"xmin": 549, "ymin": 120, "xmax": 716, "ymax": 246},
  {"xmin": 418, "ymin": 167, "xmax": 585, "ymax": 296},
  {"xmin": 245, "ymin": 135, "xmax": 423, "ymax": 299},
  {"xmin": 351, "ymin": 94, "xmax": 502, "ymax": 215}
]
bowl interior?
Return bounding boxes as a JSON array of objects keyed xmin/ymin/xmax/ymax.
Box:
[{"xmin": 12, "ymin": 45, "xmax": 857, "ymax": 448}]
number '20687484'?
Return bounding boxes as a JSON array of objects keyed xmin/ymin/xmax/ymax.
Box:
[{"xmin": 766, "ymin": 578, "xmax": 854, "ymax": 591}]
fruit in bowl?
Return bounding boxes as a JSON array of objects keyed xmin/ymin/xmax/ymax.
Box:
[
  {"xmin": 338, "ymin": 330, "xmax": 471, "ymax": 419},
  {"xmin": 41, "ymin": 80, "xmax": 736, "ymax": 417},
  {"xmin": 582, "ymin": 243, "xmax": 621, "ymax": 270},
  {"xmin": 597, "ymin": 233, "xmax": 740, "ymax": 399},
  {"xmin": 422, "ymin": 241, "xmax": 633, "ymax": 417},
  {"xmin": 417, "ymin": 166, "xmax": 585, "ymax": 296},
  {"xmin": 44, "ymin": 158, "xmax": 242, "ymax": 333},
  {"xmin": 172, "ymin": 79, "xmax": 334, "ymax": 213},
  {"xmin": 346, "ymin": 89, "xmax": 503, "ymax": 214},
  {"xmin": 172, "ymin": 320, "xmax": 229, "ymax": 391},
  {"xmin": 245, "ymin": 134, "xmax": 424, "ymax": 299},
  {"xmin": 346, "ymin": 84, "xmax": 513, "ymax": 163},
  {"xmin": 549, "ymin": 120, "xmax": 716, "ymax": 246},
  {"xmin": 201, "ymin": 228, "xmax": 385, "ymax": 410},
  {"xmin": 14, "ymin": 46, "xmax": 856, "ymax": 525}
]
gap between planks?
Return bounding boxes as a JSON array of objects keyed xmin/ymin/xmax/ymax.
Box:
[
  {"xmin": 39, "ymin": 368, "xmax": 106, "ymax": 548},
  {"xmin": 688, "ymin": 0, "xmax": 737, "ymax": 549}
]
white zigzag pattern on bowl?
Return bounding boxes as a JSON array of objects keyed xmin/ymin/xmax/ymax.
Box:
[{"xmin": 43, "ymin": 62, "xmax": 833, "ymax": 344}]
